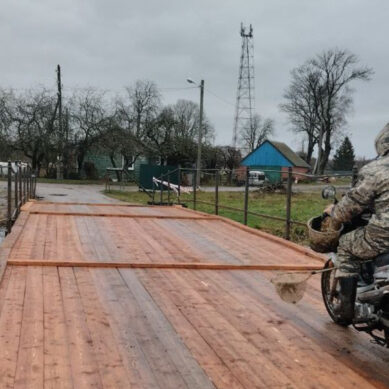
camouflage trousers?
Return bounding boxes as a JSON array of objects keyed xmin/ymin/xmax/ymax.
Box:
[{"xmin": 336, "ymin": 226, "xmax": 388, "ymax": 277}]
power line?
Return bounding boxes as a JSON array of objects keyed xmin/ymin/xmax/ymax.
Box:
[{"xmin": 205, "ymin": 88, "xmax": 235, "ymax": 107}]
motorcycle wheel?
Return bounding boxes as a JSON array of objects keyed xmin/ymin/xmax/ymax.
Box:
[{"xmin": 321, "ymin": 259, "xmax": 352, "ymax": 327}]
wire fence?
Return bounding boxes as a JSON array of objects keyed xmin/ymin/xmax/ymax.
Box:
[
  {"xmin": 151, "ymin": 166, "xmax": 357, "ymax": 241},
  {"xmin": 1, "ymin": 161, "xmax": 37, "ymax": 235}
]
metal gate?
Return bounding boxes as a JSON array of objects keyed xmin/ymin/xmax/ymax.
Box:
[{"xmin": 139, "ymin": 164, "xmax": 179, "ymax": 190}]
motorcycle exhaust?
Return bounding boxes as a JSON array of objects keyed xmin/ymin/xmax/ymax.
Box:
[{"xmin": 358, "ymin": 285, "xmax": 389, "ymax": 303}]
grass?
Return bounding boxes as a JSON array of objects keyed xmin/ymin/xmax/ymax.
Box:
[{"xmin": 105, "ymin": 189, "xmax": 329, "ymax": 244}]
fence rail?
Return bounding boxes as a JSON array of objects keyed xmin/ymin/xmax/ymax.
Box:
[
  {"xmin": 152, "ymin": 166, "xmax": 357, "ymax": 240},
  {"xmin": 3, "ymin": 161, "xmax": 37, "ymax": 235}
]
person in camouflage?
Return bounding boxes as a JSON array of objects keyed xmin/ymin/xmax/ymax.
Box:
[
  {"xmin": 324, "ymin": 123, "xmax": 389, "ymax": 320},
  {"xmin": 327, "ymin": 123, "xmax": 389, "ymax": 277}
]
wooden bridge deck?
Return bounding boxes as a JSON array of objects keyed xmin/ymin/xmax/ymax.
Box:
[{"xmin": 0, "ymin": 201, "xmax": 388, "ymax": 388}]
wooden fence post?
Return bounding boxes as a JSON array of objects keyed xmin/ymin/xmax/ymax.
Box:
[
  {"xmin": 285, "ymin": 166, "xmax": 293, "ymax": 240},
  {"xmin": 244, "ymin": 167, "xmax": 250, "ymax": 225},
  {"xmin": 215, "ymin": 170, "xmax": 219, "ymax": 215}
]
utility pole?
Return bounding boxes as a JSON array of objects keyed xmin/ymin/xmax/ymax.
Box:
[
  {"xmin": 56, "ymin": 64, "xmax": 63, "ymax": 179},
  {"xmin": 197, "ymin": 79, "xmax": 204, "ymax": 187}
]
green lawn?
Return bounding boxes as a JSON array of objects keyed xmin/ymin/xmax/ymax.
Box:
[{"xmin": 105, "ymin": 189, "xmax": 329, "ymax": 244}]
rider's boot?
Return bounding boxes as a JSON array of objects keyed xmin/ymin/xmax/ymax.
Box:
[{"xmin": 337, "ymin": 275, "xmax": 358, "ymax": 322}]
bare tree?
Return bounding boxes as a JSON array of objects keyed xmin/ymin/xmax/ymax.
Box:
[
  {"xmin": 281, "ymin": 49, "xmax": 372, "ymax": 173},
  {"xmin": 115, "ymin": 80, "xmax": 161, "ymax": 168},
  {"xmin": 69, "ymin": 88, "xmax": 107, "ymax": 172},
  {"xmin": 240, "ymin": 114, "xmax": 274, "ymax": 152},
  {"xmin": 280, "ymin": 68, "xmax": 321, "ymax": 164},
  {"xmin": 8, "ymin": 88, "xmax": 59, "ymax": 174},
  {"xmin": 0, "ymin": 89, "xmax": 15, "ymax": 160}
]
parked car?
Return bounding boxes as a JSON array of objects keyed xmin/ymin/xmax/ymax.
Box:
[{"xmin": 248, "ymin": 170, "xmax": 268, "ymax": 186}]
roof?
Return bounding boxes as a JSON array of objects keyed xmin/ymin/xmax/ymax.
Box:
[{"xmin": 241, "ymin": 140, "xmax": 311, "ymax": 169}]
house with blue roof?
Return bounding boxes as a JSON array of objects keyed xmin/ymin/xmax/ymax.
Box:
[{"xmin": 240, "ymin": 140, "xmax": 311, "ymax": 183}]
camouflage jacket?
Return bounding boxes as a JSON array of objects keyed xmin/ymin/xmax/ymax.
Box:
[{"xmin": 332, "ymin": 155, "xmax": 389, "ymax": 241}]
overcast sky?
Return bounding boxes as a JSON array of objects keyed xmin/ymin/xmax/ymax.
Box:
[{"xmin": 1, "ymin": 0, "xmax": 387, "ymax": 158}]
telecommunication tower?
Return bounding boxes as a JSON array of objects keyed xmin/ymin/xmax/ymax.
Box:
[{"xmin": 232, "ymin": 23, "xmax": 255, "ymax": 148}]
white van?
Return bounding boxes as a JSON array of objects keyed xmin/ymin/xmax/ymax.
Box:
[{"xmin": 248, "ymin": 170, "xmax": 267, "ymax": 186}]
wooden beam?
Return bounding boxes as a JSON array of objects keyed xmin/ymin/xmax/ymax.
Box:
[
  {"xmin": 33, "ymin": 202, "xmax": 170, "ymax": 207},
  {"xmin": 7, "ymin": 259, "xmax": 324, "ymax": 271},
  {"xmin": 28, "ymin": 211, "xmax": 217, "ymax": 220}
]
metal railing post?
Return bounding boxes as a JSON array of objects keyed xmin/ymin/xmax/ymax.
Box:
[
  {"xmin": 7, "ymin": 161, "xmax": 12, "ymax": 234},
  {"xmin": 23, "ymin": 167, "xmax": 26, "ymax": 204},
  {"xmin": 177, "ymin": 167, "xmax": 181, "ymax": 204},
  {"xmin": 160, "ymin": 173, "xmax": 163, "ymax": 204},
  {"xmin": 18, "ymin": 164, "xmax": 22, "ymax": 205},
  {"xmin": 193, "ymin": 170, "xmax": 197, "ymax": 211},
  {"xmin": 285, "ymin": 166, "xmax": 293, "ymax": 240},
  {"xmin": 215, "ymin": 170, "xmax": 219, "ymax": 215},
  {"xmin": 14, "ymin": 165, "xmax": 18, "ymax": 215},
  {"xmin": 26, "ymin": 166, "xmax": 30, "ymax": 200},
  {"xmin": 352, "ymin": 165, "xmax": 358, "ymax": 187},
  {"xmin": 244, "ymin": 167, "xmax": 249, "ymax": 225},
  {"xmin": 34, "ymin": 170, "xmax": 37, "ymax": 198},
  {"xmin": 152, "ymin": 177, "xmax": 156, "ymax": 204},
  {"xmin": 167, "ymin": 171, "xmax": 171, "ymax": 205}
]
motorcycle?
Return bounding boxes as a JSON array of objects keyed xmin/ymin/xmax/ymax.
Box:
[{"xmin": 320, "ymin": 185, "xmax": 389, "ymax": 347}]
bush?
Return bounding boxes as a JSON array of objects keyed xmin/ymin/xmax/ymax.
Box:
[{"xmin": 83, "ymin": 162, "xmax": 98, "ymax": 180}]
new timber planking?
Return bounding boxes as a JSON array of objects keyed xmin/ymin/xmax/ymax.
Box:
[{"xmin": 0, "ymin": 201, "xmax": 387, "ymax": 388}]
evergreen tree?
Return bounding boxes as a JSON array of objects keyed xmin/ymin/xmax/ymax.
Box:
[{"xmin": 332, "ymin": 136, "xmax": 355, "ymax": 171}]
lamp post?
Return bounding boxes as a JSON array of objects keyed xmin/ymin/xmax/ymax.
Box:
[{"xmin": 187, "ymin": 78, "xmax": 204, "ymax": 187}]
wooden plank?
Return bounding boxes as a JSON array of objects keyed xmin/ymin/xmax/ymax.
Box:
[
  {"xmin": 42, "ymin": 267, "xmax": 73, "ymax": 389},
  {"xmin": 93, "ymin": 268, "xmax": 190, "ymax": 389},
  {"xmin": 14, "ymin": 267, "xmax": 44, "ymax": 388},
  {"xmin": 173, "ymin": 204, "xmax": 327, "ymax": 263},
  {"xmin": 119, "ymin": 269, "xmax": 216, "ymax": 389},
  {"xmin": 91, "ymin": 269, "xmax": 161, "ymax": 389},
  {"xmin": 0, "ymin": 267, "xmax": 27, "ymax": 388},
  {"xmin": 134, "ymin": 269, "xmax": 245, "ymax": 389},
  {"xmin": 182, "ymin": 269, "xmax": 376, "ymax": 388},
  {"xmin": 138, "ymin": 268, "xmax": 289, "ymax": 388},
  {"xmin": 73, "ymin": 267, "xmax": 131, "ymax": 388},
  {"xmin": 34, "ymin": 201, "xmax": 171, "ymax": 207},
  {"xmin": 227, "ymin": 269, "xmax": 389, "ymax": 387},
  {"xmin": 7, "ymin": 259, "xmax": 324, "ymax": 271},
  {"xmin": 58, "ymin": 267, "xmax": 103, "ymax": 388}
]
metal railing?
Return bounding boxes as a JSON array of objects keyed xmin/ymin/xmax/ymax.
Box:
[
  {"xmin": 3, "ymin": 161, "xmax": 37, "ymax": 235},
  {"xmin": 153, "ymin": 166, "xmax": 357, "ymax": 241}
]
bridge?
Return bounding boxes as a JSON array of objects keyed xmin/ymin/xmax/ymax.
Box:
[{"xmin": 0, "ymin": 199, "xmax": 387, "ymax": 388}]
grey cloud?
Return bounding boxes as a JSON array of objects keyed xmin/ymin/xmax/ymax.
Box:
[{"xmin": 0, "ymin": 0, "xmax": 388, "ymax": 157}]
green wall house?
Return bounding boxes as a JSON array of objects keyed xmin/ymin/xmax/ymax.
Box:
[{"xmin": 82, "ymin": 152, "xmax": 149, "ymax": 181}]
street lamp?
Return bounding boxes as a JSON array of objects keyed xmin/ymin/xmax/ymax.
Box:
[{"xmin": 187, "ymin": 78, "xmax": 204, "ymax": 187}]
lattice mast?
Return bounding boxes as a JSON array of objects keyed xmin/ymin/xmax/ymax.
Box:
[{"xmin": 232, "ymin": 23, "xmax": 255, "ymax": 148}]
